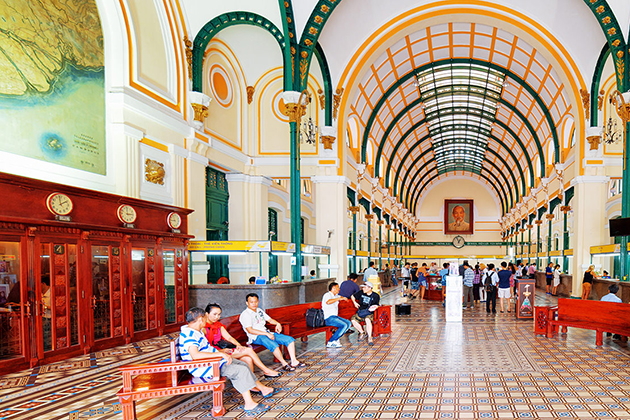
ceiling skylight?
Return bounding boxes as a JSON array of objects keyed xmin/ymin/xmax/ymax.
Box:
[{"xmin": 416, "ymin": 63, "xmax": 505, "ymax": 175}]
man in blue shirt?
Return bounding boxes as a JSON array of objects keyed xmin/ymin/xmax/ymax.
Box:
[
  {"xmin": 179, "ymin": 307, "xmax": 276, "ymax": 416},
  {"xmin": 339, "ymin": 273, "xmax": 360, "ymax": 298},
  {"xmin": 497, "ymin": 262, "xmax": 512, "ymax": 313},
  {"xmin": 545, "ymin": 262, "xmax": 554, "ymax": 295},
  {"xmin": 463, "ymin": 262, "xmax": 474, "ymax": 309}
]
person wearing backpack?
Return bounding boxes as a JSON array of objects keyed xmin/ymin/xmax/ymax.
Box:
[
  {"xmin": 322, "ymin": 282, "xmax": 351, "ymax": 348},
  {"xmin": 485, "ymin": 263, "xmax": 499, "ymax": 314}
]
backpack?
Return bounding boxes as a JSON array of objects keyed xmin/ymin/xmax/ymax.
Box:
[
  {"xmin": 484, "ymin": 272, "xmax": 494, "ymax": 292},
  {"xmin": 305, "ymin": 308, "xmax": 325, "ymax": 328}
]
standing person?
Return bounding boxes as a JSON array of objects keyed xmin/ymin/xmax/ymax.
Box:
[
  {"xmin": 497, "ymin": 262, "xmax": 512, "ymax": 313},
  {"xmin": 472, "ymin": 264, "xmax": 481, "ymax": 304},
  {"xmin": 350, "ymin": 282, "xmax": 380, "ymax": 346},
  {"xmin": 528, "ymin": 263, "xmax": 536, "ymax": 277},
  {"xmin": 485, "ymin": 264, "xmax": 499, "ymax": 314},
  {"xmin": 581, "ymin": 265, "xmax": 597, "ymax": 300},
  {"xmin": 339, "ymin": 273, "xmax": 360, "ymax": 298},
  {"xmin": 322, "ymin": 282, "xmax": 351, "ymax": 348},
  {"xmin": 204, "ymin": 303, "xmax": 282, "ymax": 378},
  {"xmin": 180, "ymin": 307, "xmax": 277, "ymax": 416},
  {"xmin": 439, "ymin": 262, "xmax": 449, "ymax": 307},
  {"xmin": 479, "ymin": 263, "xmax": 487, "ymax": 303},
  {"xmin": 239, "ymin": 293, "xmax": 306, "ymax": 371},
  {"xmin": 401, "ymin": 262, "xmax": 411, "ymax": 296},
  {"xmin": 391, "ymin": 263, "xmax": 399, "ymax": 286},
  {"xmin": 364, "ymin": 261, "xmax": 378, "ymax": 279},
  {"xmin": 552, "ymin": 264, "xmax": 561, "ymax": 296},
  {"xmin": 418, "ymin": 263, "xmax": 428, "ymax": 300},
  {"xmin": 409, "ymin": 263, "xmax": 419, "ymax": 300},
  {"xmin": 509, "ymin": 262, "xmax": 517, "ymax": 301},
  {"xmin": 545, "ymin": 262, "xmax": 554, "ymax": 295},
  {"xmin": 384, "ymin": 263, "xmax": 391, "ymax": 287},
  {"xmin": 462, "ymin": 262, "xmax": 474, "ymax": 309}
]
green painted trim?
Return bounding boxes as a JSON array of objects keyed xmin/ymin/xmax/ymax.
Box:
[
  {"xmin": 565, "ymin": 186, "xmax": 575, "ymax": 205},
  {"xmin": 405, "ymin": 150, "xmax": 514, "ymax": 212},
  {"xmin": 297, "ymin": 0, "xmax": 343, "ymax": 91},
  {"xmin": 278, "ymin": 0, "xmax": 297, "ymax": 89},
  {"xmin": 582, "ymin": 0, "xmax": 627, "ymax": 90},
  {"xmin": 549, "ymin": 196, "xmax": 562, "ymax": 213},
  {"xmin": 192, "ymin": 12, "xmax": 287, "ymax": 91},
  {"xmin": 591, "ymin": 43, "xmax": 611, "ymax": 127},
  {"xmin": 359, "ymin": 197, "xmax": 371, "ymax": 214},
  {"xmin": 347, "ymin": 186, "xmax": 356, "ymax": 205},
  {"xmin": 537, "ymin": 206, "xmax": 548, "ymax": 219},
  {"xmin": 364, "ymin": 58, "xmax": 559, "ymax": 167},
  {"xmin": 313, "ymin": 43, "xmax": 333, "ymax": 125}
]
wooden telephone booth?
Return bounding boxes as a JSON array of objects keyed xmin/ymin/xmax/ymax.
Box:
[{"xmin": 0, "ymin": 173, "xmax": 191, "ymax": 375}]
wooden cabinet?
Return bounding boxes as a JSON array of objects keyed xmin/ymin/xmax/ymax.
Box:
[{"xmin": 0, "ymin": 173, "xmax": 192, "ymax": 375}]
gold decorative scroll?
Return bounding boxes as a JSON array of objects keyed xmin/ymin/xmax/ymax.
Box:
[
  {"xmin": 191, "ymin": 103, "xmax": 208, "ymax": 123},
  {"xmin": 246, "ymin": 86, "xmax": 255, "ymax": 105},
  {"xmin": 145, "ymin": 159, "xmax": 165, "ymax": 185},
  {"xmin": 321, "ymin": 135, "xmax": 335, "ymax": 150}
]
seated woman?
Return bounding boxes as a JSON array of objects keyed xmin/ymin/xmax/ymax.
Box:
[{"xmin": 204, "ymin": 303, "xmax": 282, "ymax": 378}]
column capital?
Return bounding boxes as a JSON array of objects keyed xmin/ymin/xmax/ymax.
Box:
[{"xmin": 349, "ymin": 206, "xmax": 360, "ymax": 214}]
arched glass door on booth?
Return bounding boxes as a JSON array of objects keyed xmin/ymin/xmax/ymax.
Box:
[{"xmin": 0, "ymin": 240, "xmax": 25, "ymax": 364}]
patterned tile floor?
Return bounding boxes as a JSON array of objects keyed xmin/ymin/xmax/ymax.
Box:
[{"xmin": 1, "ymin": 288, "xmax": 630, "ymax": 419}]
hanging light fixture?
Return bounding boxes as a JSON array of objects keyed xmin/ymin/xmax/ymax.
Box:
[
  {"xmin": 299, "ymin": 91, "xmax": 318, "ymax": 145},
  {"xmin": 602, "ymin": 116, "xmax": 622, "ymax": 144}
]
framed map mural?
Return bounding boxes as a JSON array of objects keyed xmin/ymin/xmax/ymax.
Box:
[
  {"xmin": 0, "ymin": 0, "xmax": 105, "ymax": 175},
  {"xmin": 444, "ymin": 199, "xmax": 474, "ymax": 235}
]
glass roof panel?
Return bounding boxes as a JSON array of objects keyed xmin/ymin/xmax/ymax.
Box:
[{"xmin": 416, "ymin": 62, "xmax": 505, "ymax": 174}]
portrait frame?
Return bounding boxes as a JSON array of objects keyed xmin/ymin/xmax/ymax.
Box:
[{"xmin": 444, "ymin": 199, "xmax": 474, "ymax": 235}]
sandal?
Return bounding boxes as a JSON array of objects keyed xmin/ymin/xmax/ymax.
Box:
[
  {"xmin": 243, "ymin": 403, "xmax": 270, "ymax": 416},
  {"xmin": 368, "ymin": 339, "xmax": 374, "ymax": 346},
  {"xmin": 358, "ymin": 333, "xmax": 365, "ymax": 341},
  {"xmin": 291, "ymin": 362, "xmax": 307, "ymax": 368},
  {"xmin": 264, "ymin": 371, "xmax": 283, "ymax": 379},
  {"xmin": 262, "ymin": 387, "xmax": 280, "ymax": 399},
  {"xmin": 281, "ymin": 364, "xmax": 295, "ymax": 372}
]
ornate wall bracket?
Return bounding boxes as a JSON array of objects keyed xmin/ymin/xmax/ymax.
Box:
[
  {"xmin": 189, "ymin": 91, "xmax": 212, "ymax": 130},
  {"xmin": 281, "ymin": 90, "xmax": 309, "ymax": 123},
  {"xmin": 348, "ymin": 206, "xmax": 360, "ymax": 214},
  {"xmin": 611, "ymin": 90, "xmax": 630, "ymax": 123},
  {"xmin": 320, "ymin": 125, "xmax": 336, "ymax": 150}
]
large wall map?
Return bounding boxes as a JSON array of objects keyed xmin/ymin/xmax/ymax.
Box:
[{"xmin": 0, "ymin": 0, "xmax": 105, "ymax": 175}]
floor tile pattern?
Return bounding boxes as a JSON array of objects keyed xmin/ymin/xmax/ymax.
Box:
[{"xmin": 1, "ymin": 289, "xmax": 630, "ymax": 419}]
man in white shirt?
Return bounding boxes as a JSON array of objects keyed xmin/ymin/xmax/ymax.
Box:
[
  {"xmin": 322, "ymin": 282, "xmax": 351, "ymax": 348},
  {"xmin": 601, "ymin": 284, "xmax": 623, "ymax": 303},
  {"xmin": 485, "ymin": 263, "xmax": 499, "ymax": 314},
  {"xmin": 179, "ymin": 307, "xmax": 276, "ymax": 416},
  {"xmin": 239, "ymin": 293, "xmax": 306, "ymax": 372}
]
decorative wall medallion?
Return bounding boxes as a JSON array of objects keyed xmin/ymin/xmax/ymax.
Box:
[{"xmin": 145, "ymin": 158, "xmax": 165, "ymax": 185}]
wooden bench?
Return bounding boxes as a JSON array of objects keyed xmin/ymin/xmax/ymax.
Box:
[
  {"xmin": 117, "ymin": 341, "xmax": 225, "ymax": 419},
  {"xmin": 547, "ymin": 298, "xmax": 630, "ymax": 346}
]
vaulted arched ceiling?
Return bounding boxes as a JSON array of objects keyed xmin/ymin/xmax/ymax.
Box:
[{"xmin": 348, "ymin": 22, "xmax": 574, "ymax": 216}]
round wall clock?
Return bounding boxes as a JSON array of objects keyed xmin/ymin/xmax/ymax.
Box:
[
  {"xmin": 117, "ymin": 204, "xmax": 137, "ymax": 224},
  {"xmin": 452, "ymin": 235, "xmax": 466, "ymax": 249},
  {"xmin": 46, "ymin": 193, "xmax": 73, "ymax": 216},
  {"xmin": 167, "ymin": 212, "xmax": 182, "ymax": 229}
]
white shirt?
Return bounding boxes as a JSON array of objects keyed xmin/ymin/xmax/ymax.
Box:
[
  {"xmin": 401, "ymin": 267, "xmax": 411, "ymax": 278},
  {"xmin": 601, "ymin": 293, "xmax": 622, "ymax": 303},
  {"xmin": 363, "ymin": 267, "xmax": 378, "ymax": 279},
  {"xmin": 321, "ymin": 291, "xmax": 339, "ymax": 319},
  {"xmin": 487, "ymin": 270, "xmax": 499, "ymax": 286},
  {"xmin": 239, "ymin": 307, "xmax": 271, "ymax": 343}
]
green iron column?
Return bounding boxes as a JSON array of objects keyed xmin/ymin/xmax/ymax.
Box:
[
  {"xmin": 290, "ymin": 119, "xmax": 302, "ymax": 283},
  {"xmin": 378, "ymin": 220, "xmax": 383, "ymax": 268},
  {"xmin": 536, "ymin": 221, "xmax": 541, "ymax": 268},
  {"xmin": 351, "ymin": 206, "xmax": 358, "ymax": 273},
  {"xmin": 621, "ymin": 120, "xmax": 630, "ymax": 281},
  {"xmin": 528, "ymin": 225, "xmax": 532, "ymax": 264},
  {"xmin": 547, "ymin": 215, "xmax": 553, "ymax": 262},
  {"xmin": 367, "ymin": 215, "xmax": 372, "ymax": 265},
  {"xmin": 562, "ymin": 208, "xmax": 569, "ymax": 271}
]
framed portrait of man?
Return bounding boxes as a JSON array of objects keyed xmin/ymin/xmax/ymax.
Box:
[{"xmin": 444, "ymin": 199, "xmax": 474, "ymax": 235}]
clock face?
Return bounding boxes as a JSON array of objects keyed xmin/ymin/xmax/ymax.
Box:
[
  {"xmin": 117, "ymin": 204, "xmax": 137, "ymax": 224},
  {"xmin": 46, "ymin": 193, "xmax": 73, "ymax": 216},
  {"xmin": 452, "ymin": 235, "xmax": 465, "ymax": 249},
  {"xmin": 167, "ymin": 212, "xmax": 182, "ymax": 229}
]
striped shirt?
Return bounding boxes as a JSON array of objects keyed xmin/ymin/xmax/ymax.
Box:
[
  {"xmin": 463, "ymin": 267, "xmax": 474, "ymax": 287},
  {"xmin": 179, "ymin": 325, "xmax": 225, "ymax": 377}
]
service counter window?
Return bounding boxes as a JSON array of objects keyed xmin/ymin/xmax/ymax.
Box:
[
  {"xmin": 92, "ymin": 246, "xmax": 111, "ymax": 340},
  {"xmin": 0, "ymin": 241, "xmax": 22, "ymax": 361}
]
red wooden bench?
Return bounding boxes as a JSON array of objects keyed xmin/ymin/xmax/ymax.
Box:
[
  {"xmin": 117, "ymin": 341, "xmax": 225, "ymax": 419},
  {"xmin": 547, "ymin": 298, "xmax": 630, "ymax": 346}
]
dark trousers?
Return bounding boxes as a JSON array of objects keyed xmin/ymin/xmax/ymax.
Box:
[{"xmin": 486, "ymin": 287, "xmax": 497, "ymax": 313}]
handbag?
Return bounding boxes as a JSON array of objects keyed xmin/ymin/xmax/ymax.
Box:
[
  {"xmin": 214, "ymin": 339, "xmax": 236, "ymax": 349},
  {"xmin": 357, "ymin": 308, "xmax": 372, "ymax": 318}
]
